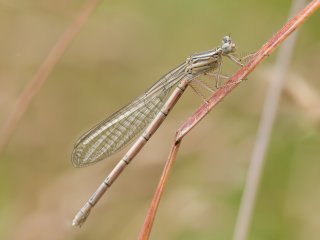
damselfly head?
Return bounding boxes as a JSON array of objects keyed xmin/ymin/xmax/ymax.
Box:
[{"xmin": 221, "ymin": 35, "xmax": 236, "ymax": 55}]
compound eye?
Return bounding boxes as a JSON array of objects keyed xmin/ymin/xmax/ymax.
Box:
[{"xmin": 222, "ymin": 35, "xmax": 231, "ymax": 44}]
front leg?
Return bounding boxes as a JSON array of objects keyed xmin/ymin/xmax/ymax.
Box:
[
  {"xmin": 227, "ymin": 52, "xmax": 257, "ymax": 67},
  {"xmin": 226, "ymin": 54, "xmax": 244, "ymax": 67}
]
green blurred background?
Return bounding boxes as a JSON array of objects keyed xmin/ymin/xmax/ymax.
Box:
[{"xmin": 0, "ymin": 0, "xmax": 319, "ymax": 239}]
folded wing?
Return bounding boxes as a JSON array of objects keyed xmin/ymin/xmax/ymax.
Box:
[{"xmin": 72, "ymin": 63, "xmax": 187, "ymax": 167}]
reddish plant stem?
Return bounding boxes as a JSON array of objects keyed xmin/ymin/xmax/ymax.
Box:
[
  {"xmin": 139, "ymin": 0, "xmax": 319, "ymax": 239},
  {"xmin": 139, "ymin": 139, "xmax": 182, "ymax": 240}
]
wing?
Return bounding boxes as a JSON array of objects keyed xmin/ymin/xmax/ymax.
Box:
[{"xmin": 72, "ymin": 63, "xmax": 187, "ymax": 167}]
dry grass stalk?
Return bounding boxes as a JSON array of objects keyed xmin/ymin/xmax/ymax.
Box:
[{"xmin": 0, "ymin": 0, "xmax": 101, "ymax": 152}]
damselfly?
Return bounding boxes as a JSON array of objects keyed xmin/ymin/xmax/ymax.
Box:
[{"xmin": 72, "ymin": 36, "xmax": 247, "ymax": 227}]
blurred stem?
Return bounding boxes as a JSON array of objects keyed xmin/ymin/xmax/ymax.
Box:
[
  {"xmin": 232, "ymin": 0, "xmax": 307, "ymax": 240},
  {"xmin": 0, "ymin": 0, "xmax": 101, "ymax": 152}
]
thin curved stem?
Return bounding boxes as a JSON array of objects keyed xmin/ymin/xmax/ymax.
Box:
[{"xmin": 0, "ymin": 0, "xmax": 101, "ymax": 152}]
